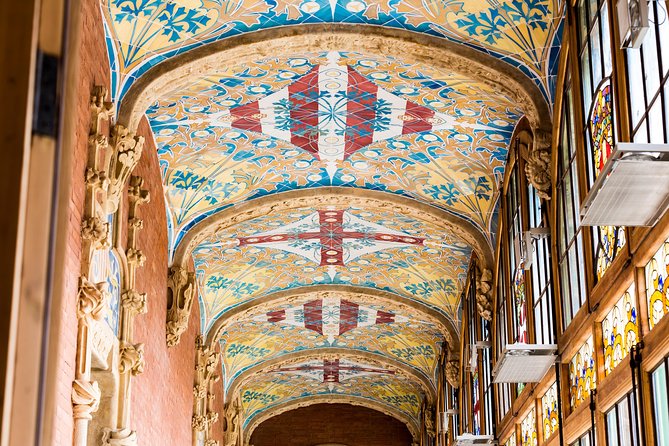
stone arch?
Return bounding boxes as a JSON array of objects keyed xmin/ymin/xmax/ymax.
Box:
[
  {"xmin": 243, "ymin": 395, "xmax": 420, "ymax": 443},
  {"xmin": 205, "ymin": 285, "xmax": 457, "ymax": 350},
  {"xmin": 171, "ymin": 187, "xmax": 494, "ymax": 275},
  {"xmin": 225, "ymin": 347, "xmax": 437, "ymax": 407}
]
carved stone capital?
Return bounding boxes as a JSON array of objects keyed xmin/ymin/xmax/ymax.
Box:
[
  {"xmin": 119, "ymin": 342, "xmax": 145, "ymax": 376},
  {"xmin": 204, "ymin": 441, "xmax": 219, "ymax": 446},
  {"xmin": 71, "ymin": 379, "xmax": 101, "ymax": 420},
  {"xmin": 526, "ymin": 129, "xmax": 552, "ymax": 200},
  {"xmin": 106, "ymin": 125, "xmax": 144, "ymax": 213},
  {"xmin": 102, "ymin": 428, "xmax": 138, "ymax": 446},
  {"xmin": 121, "ymin": 289, "xmax": 147, "ymax": 315},
  {"xmin": 81, "ymin": 217, "xmax": 110, "ymax": 250},
  {"xmin": 475, "ymin": 268, "xmax": 493, "ymax": 321},
  {"xmin": 78, "ymin": 277, "xmax": 110, "ymax": 322},
  {"xmin": 444, "ymin": 360, "xmax": 460, "ymax": 388},
  {"xmin": 166, "ymin": 266, "xmax": 196, "ymax": 347}
]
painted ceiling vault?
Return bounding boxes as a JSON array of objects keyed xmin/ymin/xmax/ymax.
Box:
[{"xmin": 101, "ymin": 0, "xmax": 563, "ymax": 438}]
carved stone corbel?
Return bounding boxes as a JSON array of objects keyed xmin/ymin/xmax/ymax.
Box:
[
  {"xmin": 166, "ymin": 266, "xmax": 196, "ymax": 347},
  {"xmin": 525, "ymin": 129, "xmax": 552, "ymax": 200},
  {"xmin": 119, "ymin": 342, "xmax": 145, "ymax": 376},
  {"xmin": 105, "ymin": 125, "xmax": 144, "ymax": 213},
  {"xmin": 444, "ymin": 360, "xmax": 460, "ymax": 389},
  {"xmin": 77, "ymin": 277, "xmax": 110, "ymax": 323},
  {"xmin": 475, "ymin": 268, "xmax": 493, "ymax": 321},
  {"xmin": 72, "ymin": 380, "xmax": 101, "ymax": 420},
  {"xmin": 424, "ymin": 406, "xmax": 436, "ymax": 439}
]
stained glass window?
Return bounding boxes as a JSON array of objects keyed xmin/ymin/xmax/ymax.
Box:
[
  {"xmin": 541, "ymin": 382, "xmax": 559, "ymax": 440},
  {"xmin": 514, "ymin": 262, "xmax": 529, "ymax": 343},
  {"xmin": 645, "ymin": 236, "xmax": 669, "ymax": 329},
  {"xmin": 602, "ymin": 283, "xmax": 638, "ymax": 375},
  {"xmin": 521, "ymin": 408, "xmax": 537, "ymax": 446},
  {"xmin": 569, "ymin": 336, "xmax": 596, "ymax": 409},
  {"xmin": 588, "ymin": 78, "xmax": 626, "ymax": 282},
  {"xmin": 589, "ymin": 78, "xmax": 613, "ymax": 174}
]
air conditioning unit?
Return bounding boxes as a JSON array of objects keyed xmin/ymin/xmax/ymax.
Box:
[
  {"xmin": 580, "ymin": 143, "xmax": 669, "ymax": 226},
  {"xmin": 493, "ymin": 343, "xmax": 557, "ymax": 383},
  {"xmin": 616, "ymin": 0, "xmax": 649, "ymax": 49},
  {"xmin": 455, "ymin": 434, "xmax": 497, "ymax": 445}
]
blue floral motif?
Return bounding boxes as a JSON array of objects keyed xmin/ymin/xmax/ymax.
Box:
[{"xmin": 157, "ymin": 3, "xmax": 212, "ymax": 42}]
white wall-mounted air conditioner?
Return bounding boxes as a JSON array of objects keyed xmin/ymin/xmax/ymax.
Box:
[
  {"xmin": 493, "ymin": 343, "xmax": 557, "ymax": 383},
  {"xmin": 455, "ymin": 434, "xmax": 497, "ymax": 445},
  {"xmin": 580, "ymin": 143, "xmax": 669, "ymax": 226},
  {"xmin": 616, "ymin": 0, "xmax": 649, "ymax": 49}
]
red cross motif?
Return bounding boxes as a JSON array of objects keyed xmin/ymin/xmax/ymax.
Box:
[
  {"xmin": 238, "ymin": 210, "xmax": 425, "ymax": 266},
  {"xmin": 275, "ymin": 359, "xmax": 394, "ymax": 383}
]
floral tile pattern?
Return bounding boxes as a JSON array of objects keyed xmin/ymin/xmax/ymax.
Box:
[
  {"xmin": 239, "ymin": 358, "xmax": 423, "ymax": 428},
  {"xmin": 193, "ymin": 206, "xmax": 471, "ymax": 331},
  {"xmin": 218, "ymin": 297, "xmax": 443, "ymax": 390},
  {"xmin": 149, "ymin": 52, "xmax": 520, "ymax": 252},
  {"xmin": 103, "ymin": 0, "xmax": 564, "ymax": 102}
]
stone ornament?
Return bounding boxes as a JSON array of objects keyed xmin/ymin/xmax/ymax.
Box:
[
  {"xmin": 445, "ymin": 360, "xmax": 460, "ymax": 389},
  {"xmin": 102, "ymin": 428, "xmax": 138, "ymax": 446},
  {"xmin": 77, "ymin": 277, "xmax": 110, "ymax": 323},
  {"xmin": 71, "ymin": 380, "xmax": 101, "ymax": 420},
  {"xmin": 476, "ymin": 268, "xmax": 493, "ymax": 321},
  {"xmin": 166, "ymin": 266, "xmax": 196, "ymax": 347},
  {"xmin": 526, "ymin": 129, "xmax": 552, "ymax": 200},
  {"xmin": 119, "ymin": 342, "xmax": 145, "ymax": 376}
]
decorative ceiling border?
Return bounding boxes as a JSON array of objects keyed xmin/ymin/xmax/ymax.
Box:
[
  {"xmin": 206, "ymin": 285, "xmax": 456, "ymax": 348},
  {"xmin": 116, "ymin": 25, "xmax": 551, "ymax": 133},
  {"xmin": 243, "ymin": 394, "xmax": 420, "ymax": 443},
  {"xmin": 226, "ymin": 348, "xmax": 436, "ymax": 407}
]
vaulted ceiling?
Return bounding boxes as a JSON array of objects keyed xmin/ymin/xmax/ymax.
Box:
[{"xmin": 102, "ymin": 0, "xmax": 563, "ymax": 438}]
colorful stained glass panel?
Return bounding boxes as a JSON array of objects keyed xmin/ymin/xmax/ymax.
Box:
[
  {"xmin": 588, "ymin": 77, "xmax": 626, "ymax": 282},
  {"xmin": 569, "ymin": 336, "xmax": 596, "ymax": 409},
  {"xmin": 514, "ymin": 261, "xmax": 528, "ymax": 343},
  {"xmin": 589, "ymin": 78, "xmax": 614, "ymax": 177},
  {"xmin": 521, "ymin": 408, "xmax": 537, "ymax": 446},
  {"xmin": 646, "ymin": 236, "xmax": 669, "ymax": 329},
  {"xmin": 505, "ymin": 434, "xmax": 517, "ymax": 446},
  {"xmin": 602, "ymin": 283, "xmax": 638, "ymax": 375},
  {"xmin": 541, "ymin": 382, "xmax": 559, "ymax": 440}
]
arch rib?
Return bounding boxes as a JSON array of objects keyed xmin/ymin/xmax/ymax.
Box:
[{"xmin": 225, "ymin": 347, "xmax": 437, "ymax": 407}]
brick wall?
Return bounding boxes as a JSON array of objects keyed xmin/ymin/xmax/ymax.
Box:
[
  {"xmin": 249, "ymin": 404, "xmax": 414, "ymax": 446},
  {"xmin": 129, "ymin": 117, "xmax": 201, "ymax": 445},
  {"xmin": 51, "ymin": 0, "xmax": 110, "ymax": 443},
  {"xmin": 51, "ymin": 1, "xmax": 202, "ymax": 444}
]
